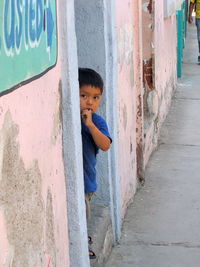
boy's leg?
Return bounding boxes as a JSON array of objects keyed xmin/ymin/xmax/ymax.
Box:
[
  {"xmin": 85, "ymin": 193, "xmax": 95, "ymax": 219},
  {"xmin": 85, "ymin": 193, "xmax": 96, "ymax": 259}
]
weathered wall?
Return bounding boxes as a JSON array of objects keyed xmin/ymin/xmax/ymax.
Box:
[
  {"xmin": 0, "ymin": 2, "xmax": 70, "ymax": 266},
  {"xmin": 142, "ymin": 0, "xmax": 153, "ymax": 60},
  {"xmin": 133, "ymin": 0, "xmax": 145, "ymax": 185},
  {"xmin": 115, "ymin": 0, "xmax": 137, "ymax": 219},
  {"xmin": 142, "ymin": 0, "xmax": 177, "ymax": 166}
]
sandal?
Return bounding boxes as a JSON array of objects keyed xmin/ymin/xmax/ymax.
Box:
[
  {"xmin": 88, "ymin": 236, "xmax": 93, "ymax": 245},
  {"xmin": 89, "ymin": 248, "xmax": 96, "ymax": 259}
]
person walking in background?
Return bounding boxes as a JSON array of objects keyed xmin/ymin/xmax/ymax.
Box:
[{"xmin": 188, "ymin": 0, "xmax": 200, "ymax": 63}]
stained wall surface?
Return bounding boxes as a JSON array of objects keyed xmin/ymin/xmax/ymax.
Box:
[
  {"xmin": 115, "ymin": 0, "xmax": 138, "ymax": 219},
  {"xmin": 142, "ymin": 0, "xmax": 177, "ymax": 165},
  {"xmin": 0, "ymin": 2, "xmax": 70, "ymax": 266}
]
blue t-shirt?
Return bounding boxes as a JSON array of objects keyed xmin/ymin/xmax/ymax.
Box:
[{"xmin": 81, "ymin": 113, "xmax": 112, "ymax": 194}]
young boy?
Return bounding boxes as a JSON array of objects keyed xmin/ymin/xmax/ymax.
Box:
[{"xmin": 78, "ymin": 68, "xmax": 112, "ymax": 259}]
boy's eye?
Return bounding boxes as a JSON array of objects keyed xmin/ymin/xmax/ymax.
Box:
[
  {"xmin": 93, "ymin": 96, "xmax": 100, "ymax": 100},
  {"xmin": 81, "ymin": 94, "xmax": 87, "ymax": 99}
]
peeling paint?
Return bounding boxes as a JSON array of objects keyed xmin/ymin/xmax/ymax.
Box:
[
  {"xmin": 45, "ymin": 188, "xmax": 56, "ymax": 266},
  {"xmin": 147, "ymin": 0, "xmax": 153, "ymax": 14},
  {"xmin": 129, "ymin": 61, "xmax": 134, "ymax": 87},
  {"xmin": 122, "ymin": 104, "xmax": 127, "ymax": 130},
  {"xmin": 136, "ymin": 91, "xmax": 145, "ymax": 185},
  {"xmin": 142, "ymin": 0, "xmax": 153, "ymax": 14},
  {"xmin": 143, "ymin": 57, "xmax": 155, "ymax": 118},
  {"xmin": 137, "ymin": 94, "xmax": 142, "ymax": 118},
  {"xmin": 51, "ymin": 80, "xmax": 62, "ymax": 145},
  {"xmin": 136, "ymin": 144, "xmax": 145, "ymax": 184},
  {"xmin": 142, "ymin": 2, "xmax": 149, "ymax": 12},
  {"xmin": 0, "ymin": 106, "xmax": 3, "ymax": 116},
  {"xmin": 143, "ymin": 58, "xmax": 153, "ymax": 91},
  {"xmin": 0, "ymin": 211, "xmax": 10, "ymax": 266},
  {"xmin": 0, "ymin": 111, "xmax": 44, "ymax": 266},
  {"xmin": 130, "ymin": 139, "xmax": 133, "ymax": 153},
  {"xmin": 118, "ymin": 24, "xmax": 134, "ymax": 67}
]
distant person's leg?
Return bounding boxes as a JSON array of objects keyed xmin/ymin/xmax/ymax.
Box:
[{"xmin": 195, "ymin": 18, "xmax": 200, "ymax": 63}]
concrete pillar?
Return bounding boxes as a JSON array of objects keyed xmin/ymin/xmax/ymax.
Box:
[{"xmin": 59, "ymin": 0, "xmax": 90, "ymax": 266}]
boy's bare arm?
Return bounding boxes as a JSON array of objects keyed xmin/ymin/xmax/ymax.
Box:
[
  {"xmin": 81, "ymin": 109, "xmax": 111, "ymax": 151},
  {"xmin": 88, "ymin": 124, "xmax": 110, "ymax": 151},
  {"xmin": 188, "ymin": 2, "xmax": 195, "ymax": 23}
]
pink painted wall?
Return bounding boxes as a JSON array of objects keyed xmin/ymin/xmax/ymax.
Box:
[
  {"xmin": 133, "ymin": 0, "xmax": 145, "ymax": 184},
  {"xmin": 142, "ymin": 0, "xmax": 153, "ymax": 59},
  {"xmin": 115, "ymin": 0, "xmax": 138, "ymax": 219},
  {"xmin": 154, "ymin": 5, "xmax": 177, "ymax": 109},
  {"xmin": 143, "ymin": 0, "xmax": 177, "ymax": 165},
  {"xmin": 0, "ymin": 5, "xmax": 70, "ymax": 267}
]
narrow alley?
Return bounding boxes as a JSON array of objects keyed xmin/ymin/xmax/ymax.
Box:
[
  {"xmin": 0, "ymin": 1, "xmax": 196, "ymax": 266},
  {"xmin": 105, "ymin": 22, "xmax": 200, "ymax": 267}
]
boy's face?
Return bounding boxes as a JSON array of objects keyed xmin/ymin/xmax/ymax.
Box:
[{"xmin": 80, "ymin": 85, "xmax": 102, "ymax": 113}]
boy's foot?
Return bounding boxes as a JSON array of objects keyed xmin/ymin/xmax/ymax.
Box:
[
  {"xmin": 88, "ymin": 236, "xmax": 93, "ymax": 245},
  {"xmin": 198, "ymin": 55, "xmax": 200, "ymax": 64},
  {"xmin": 89, "ymin": 248, "xmax": 96, "ymax": 259}
]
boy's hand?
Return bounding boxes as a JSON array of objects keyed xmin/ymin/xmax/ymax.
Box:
[
  {"xmin": 81, "ymin": 109, "xmax": 93, "ymax": 128},
  {"xmin": 81, "ymin": 109, "xmax": 111, "ymax": 151}
]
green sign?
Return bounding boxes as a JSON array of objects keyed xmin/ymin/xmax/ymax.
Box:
[{"xmin": 0, "ymin": 0, "xmax": 57, "ymax": 94}]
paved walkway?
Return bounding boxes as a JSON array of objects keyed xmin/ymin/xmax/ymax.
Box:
[{"xmin": 105, "ymin": 23, "xmax": 200, "ymax": 267}]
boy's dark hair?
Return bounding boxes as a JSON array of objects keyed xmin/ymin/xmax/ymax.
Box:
[{"xmin": 78, "ymin": 68, "xmax": 104, "ymax": 93}]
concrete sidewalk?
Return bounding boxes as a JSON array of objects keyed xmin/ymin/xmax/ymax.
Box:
[{"xmin": 105, "ymin": 23, "xmax": 200, "ymax": 267}]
